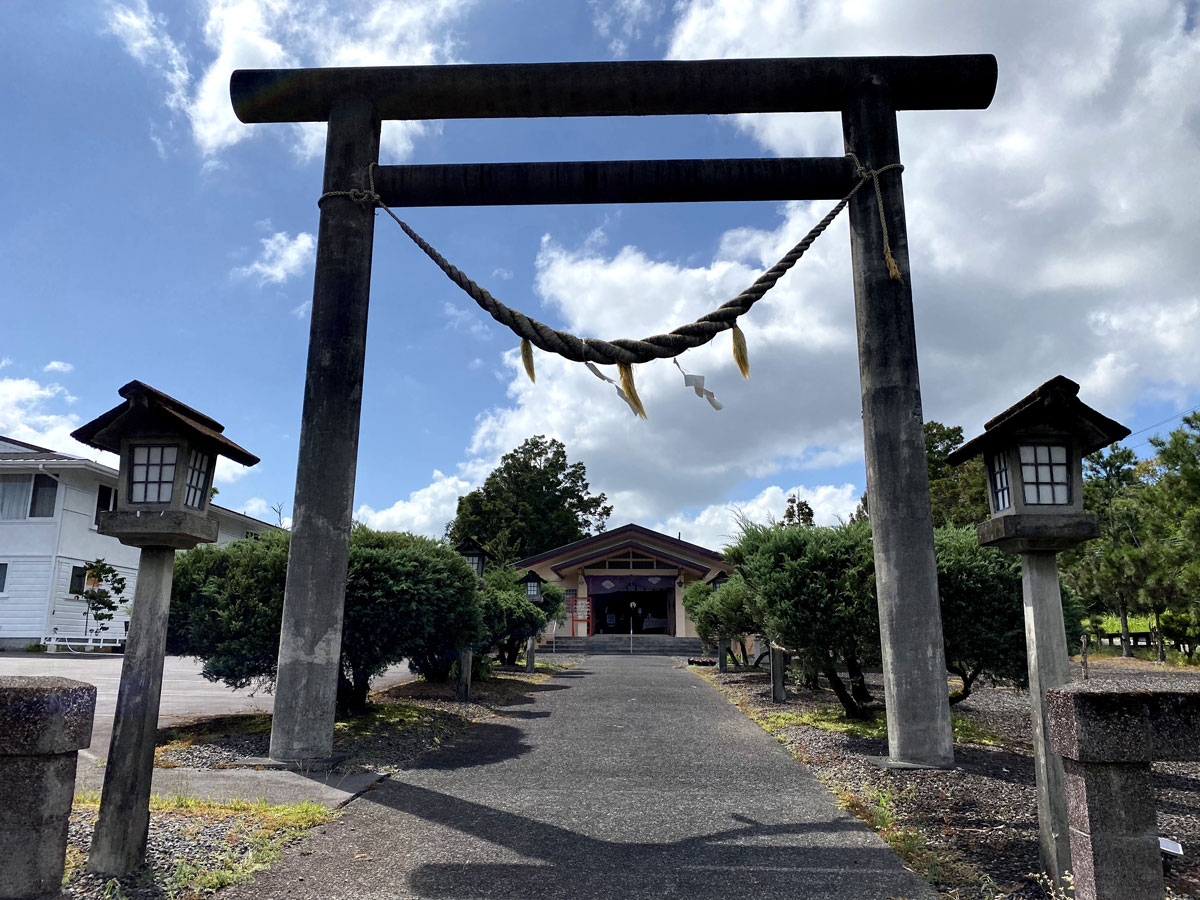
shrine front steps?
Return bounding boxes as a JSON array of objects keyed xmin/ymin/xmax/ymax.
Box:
[{"xmin": 541, "ymin": 635, "xmax": 706, "ymax": 656}]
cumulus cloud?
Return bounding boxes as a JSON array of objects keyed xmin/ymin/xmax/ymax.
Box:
[
  {"xmin": 234, "ymin": 231, "xmax": 315, "ymax": 285},
  {"xmin": 214, "ymin": 456, "xmax": 252, "ymax": 485},
  {"xmin": 0, "ymin": 358, "xmax": 13, "ymax": 369},
  {"xmin": 235, "ymin": 496, "xmax": 290, "ymax": 527},
  {"xmin": 442, "ymin": 301, "xmax": 493, "ymax": 340},
  {"xmin": 42, "ymin": 361, "xmax": 74, "ymax": 374},
  {"xmin": 0, "ymin": 378, "xmax": 116, "ymax": 465},
  {"xmin": 355, "ymin": 469, "xmax": 473, "ymax": 535},
  {"xmin": 590, "ymin": 0, "xmax": 667, "ymax": 56},
  {"xmin": 103, "ymin": 0, "xmax": 474, "ymax": 162},
  {"xmin": 653, "ymin": 483, "xmax": 862, "ymax": 550}
]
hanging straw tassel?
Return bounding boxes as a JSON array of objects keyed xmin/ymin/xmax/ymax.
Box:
[
  {"xmin": 618, "ymin": 362, "xmax": 647, "ymax": 419},
  {"xmin": 884, "ymin": 245, "xmax": 902, "ymax": 281},
  {"xmin": 731, "ymin": 324, "xmax": 750, "ymax": 379},
  {"xmin": 520, "ymin": 338, "xmax": 536, "ymax": 383}
]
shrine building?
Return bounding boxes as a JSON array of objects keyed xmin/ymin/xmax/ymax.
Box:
[{"xmin": 515, "ymin": 523, "xmax": 733, "ymax": 640}]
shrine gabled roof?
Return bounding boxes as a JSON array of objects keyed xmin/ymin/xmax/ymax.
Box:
[
  {"xmin": 947, "ymin": 375, "xmax": 1130, "ymax": 467},
  {"xmin": 515, "ymin": 523, "xmax": 725, "ymax": 575}
]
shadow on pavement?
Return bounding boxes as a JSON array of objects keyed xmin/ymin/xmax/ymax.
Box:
[
  {"xmin": 406, "ymin": 721, "xmax": 533, "ymax": 771},
  {"xmin": 365, "ymin": 779, "xmax": 915, "ymax": 899}
]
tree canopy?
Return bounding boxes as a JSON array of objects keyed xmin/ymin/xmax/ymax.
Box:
[{"xmin": 445, "ymin": 435, "xmax": 612, "ymax": 564}]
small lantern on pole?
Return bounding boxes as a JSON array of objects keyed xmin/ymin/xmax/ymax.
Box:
[
  {"xmin": 520, "ymin": 569, "xmax": 543, "ymax": 601},
  {"xmin": 455, "ymin": 536, "xmax": 489, "ymax": 581},
  {"xmin": 71, "ymin": 381, "xmax": 258, "ymax": 876},
  {"xmin": 947, "ymin": 375, "xmax": 1128, "ymax": 887}
]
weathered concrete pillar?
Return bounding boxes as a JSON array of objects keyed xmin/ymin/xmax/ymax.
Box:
[
  {"xmin": 270, "ymin": 93, "xmax": 381, "ymax": 763},
  {"xmin": 89, "ymin": 546, "xmax": 175, "ymax": 875},
  {"xmin": 717, "ymin": 638, "xmax": 729, "ymax": 673},
  {"xmin": 842, "ymin": 81, "xmax": 953, "ymax": 768},
  {"xmin": 1048, "ymin": 682, "xmax": 1200, "ymax": 900},
  {"xmin": 525, "ymin": 636, "xmax": 537, "ymax": 673},
  {"xmin": 1020, "ymin": 551, "xmax": 1073, "ymax": 884},
  {"xmin": 456, "ymin": 648, "xmax": 472, "ymax": 702},
  {"xmin": 770, "ymin": 647, "xmax": 787, "ymax": 703},
  {"xmin": 1, "ymin": 676, "xmax": 95, "ymax": 900}
]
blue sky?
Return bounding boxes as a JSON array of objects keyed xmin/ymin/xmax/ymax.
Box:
[{"xmin": 3, "ymin": 1, "xmax": 1199, "ymax": 548}]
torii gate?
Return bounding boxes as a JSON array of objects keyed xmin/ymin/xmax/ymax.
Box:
[{"xmin": 230, "ymin": 55, "xmax": 998, "ymax": 768}]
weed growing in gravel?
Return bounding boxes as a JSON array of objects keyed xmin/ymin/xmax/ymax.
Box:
[{"xmin": 71, "ymin": 792, "xmax": 334, "ymax": 897}]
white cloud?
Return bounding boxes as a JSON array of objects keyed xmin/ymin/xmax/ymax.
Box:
[
  {"xmin": 0, "ymin": 358, "xmax": 12, "ymax": 369},
  {"xmin": 291, "ymin": 300, "xmax": 313, "ymax": 319},
  {"xmin": 355, "ymin": 469, "xmax": 473, "ymax": 536},
  {"xmin": 104, "ymin": 0, "xmax": 474, "ymax": 162},
  {"xmin": 442, "ymin": 301, "xmax": 494, "ymax": 340},
  {"xmin": 234, "ymin": 496, "xmax": 290, "ymax": 527},
  {"xmin": 653, "ymin": 483, "xmax": 861, "ymax": 550},
  {"xmin": 591, "ymin": 0, "xmax": 666, "ymax": 56},
  {"xmin": 214, "ymin": 456, "xmax": 252, "ymax": 485},
  {"xmin": 234, "ymin": 231, "xmax": 315, "ymax": 285},
  {"xmin": 43, "ymin": 361, "xmax": 74, "ymax": 374},
  {"xmin": 0, "ymin": 378, "xmax": 116, "ymax": 465}
]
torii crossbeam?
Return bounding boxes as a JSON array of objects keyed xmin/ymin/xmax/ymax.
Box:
[{"xmin": 230, "ymin": 54, "xmax": 998, "ymax": 768}]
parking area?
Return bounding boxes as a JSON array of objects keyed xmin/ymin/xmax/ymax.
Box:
[{"xmin": 0, "ymin": 651, "xmax": 417, "ymax": 761}]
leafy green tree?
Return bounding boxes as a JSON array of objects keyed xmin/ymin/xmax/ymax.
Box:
[
  {"xmin": 1160, "ymin": 608, "xmax": 1200, "ymax": 661},
  {"xmin": 682, "ymin": 574, "xmax": 758, "ymax": 665},
  {"xmin": 476, "ymin": 567, "xmax": 548, "ymax": 666},
  {"xmin": 78, "ymin": 559, "xmax": 126, "ymax": 638},
  {"xmin": 735, "ymin": 520, "xmax": 878, "ymax": 718},
  {"xmin": 445, "ymin": 436, "xmax": 612, "ymax": 564},
  {"xmin": 925, "ymin": 421, "xmax": 990, "ymax": 527},
  {"xmin": 170, "ymin": 527, "xmax": 482, "ymax": 713},
  {"xmin": 933, "ymin": 527, "xmax": 1026, "ymax": 703},
  {"xmin": 1066, "ymin": 445, "xmax": 1147, "ymax": 656},
  {"xmin": 782, "ymin": 495, "xmax": 815, "ymax": 527}
]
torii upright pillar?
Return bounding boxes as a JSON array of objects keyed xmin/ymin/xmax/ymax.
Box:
[{"xmin": 231, "ymin": 56, "xmax": 996, "ymax": 766}]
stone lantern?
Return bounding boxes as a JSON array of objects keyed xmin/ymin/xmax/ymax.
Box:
[
  {"xmin": 455, "ymin": 536, "xmax": 489, "ymax": 581},
  {"xmin": 947, "ymin": 375, "xmax": 1129, "ymax": 886},
  {"xmin": 70, "ymin": 380, "xmax": 258, "ymax": 876},
  {"xmin": 520, "ymin": 569, "xmax": 543, "ymax": 601}
]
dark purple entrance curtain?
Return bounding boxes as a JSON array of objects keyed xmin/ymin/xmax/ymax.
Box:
[{"xmin": 585, "ymin": 574, "xmax": 672, "ymax": 595}]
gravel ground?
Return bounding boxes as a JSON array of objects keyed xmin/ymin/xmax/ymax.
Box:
[
  {"xmin": 63, "ymin": 802, "xmax": 314, "ymax": 900},
  {"xmin": 703, "ymin": 657, "xmax": 1200, "ymax": 899},
  {"xmin": 155, "ymin": 657, "xmax": 587, "ymax": 774}
]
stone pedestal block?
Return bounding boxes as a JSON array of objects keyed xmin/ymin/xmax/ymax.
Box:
[
  {"xmin": 525, "ymin": 636, "xmax": 537, "ymax": 673},
  {"xmin": 0, "ymin": 676, "xmax": 97, "ymax": 900},
  {"xmin": 1048, "ymin": 680, "xmax": 1200, "ymax": 900}
]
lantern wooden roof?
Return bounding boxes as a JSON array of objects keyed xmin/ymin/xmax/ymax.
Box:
[
  {"xmin": 947, "ymin": 376, "xmax": 1129, "ymax": 467},
  {"xmin": 71, "ymin": 380, "xmax": 259, "ymax": 467}
]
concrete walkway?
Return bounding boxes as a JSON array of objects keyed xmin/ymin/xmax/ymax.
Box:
[{"xmin": 222, "ymin": 656, "xmax": 934, "ymax": 900}]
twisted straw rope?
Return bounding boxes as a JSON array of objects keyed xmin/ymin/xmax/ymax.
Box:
[{"xmin": 319, "ymin": 154, "xmax": 903, "ymax": 367}]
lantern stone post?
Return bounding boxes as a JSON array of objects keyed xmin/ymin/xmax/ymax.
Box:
[
  {"xmin": 947, "ymin": 375, "xmax": 1129, "ymax": 886},
  {"xmin": 71, "ymin": 381, "xmax": 259, "ymax": 876}
]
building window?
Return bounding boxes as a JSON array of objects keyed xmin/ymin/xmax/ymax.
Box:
[
  {"xmin": 184, "ymin": 449, "xmax": 211, "ymax": 509},
  {"xmin": 130, "ymin": 445, "xmax": 178, "ymax": 503},
  {"xmin": 989, "ymin": 453, "xmax": 1011, "ymax": 512},
  {"xmin": 95, "ymin": 485, "xmax": 117, "ymax": 525},
  {"xmin": 1020, "ymin": 444, "xmax": 1071, "ymax": 505},
  {"xmin": 0, "ymin": 475, "xmax": 32, "ymax": 520},
  {"xmin": 29, "ymin": 474, "xmax": 58, "ymax": 517},
  {"xmin": 0, "ymin": 474, "xmax": 58, "ymax": 520},
  {"xmin": 0, "ymin": 562, "xmax": 7, "ymax": 593},
  {"xmin": 69, "ymin": 565, "xmax": 87, "ymax": 595}
]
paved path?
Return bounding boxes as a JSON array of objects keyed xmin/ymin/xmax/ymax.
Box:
[
  {"xmin": 223, "ymin": 656, "xmax": 934, "ymax": 900},
  {"xmin": 0, "ymin": 652, "xmax": 416, "ymax": 765}
]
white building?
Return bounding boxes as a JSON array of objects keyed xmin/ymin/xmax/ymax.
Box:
[{"xmin": 0, "ymin": 434, "xmax": 274, "ymax": 649}]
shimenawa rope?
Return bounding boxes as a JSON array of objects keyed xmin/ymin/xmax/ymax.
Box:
[{"xmin": 318, "ymin": 154, "xmax": 903, "ymax": 416}]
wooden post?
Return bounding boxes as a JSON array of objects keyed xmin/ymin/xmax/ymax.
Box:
[
  {"xmin": 456, "ymin": 648, "xmax": 472, "ymax": 702},
  {"xmin": 269, "ymin": 93, "xmax": 381, "ymax": 764},
  {"xmin": 717, "ymin": 638, "xmax": 729, "ymax": 673},
  {"xmin": 88, "ymin": 547, "xmax": 175, "ymax": 874},
  {"xmin": 1020, "ymin": 551, "xmax": 1074, "ymax": 885},
  {"xmin": 770, "ymin": 646, "xmax": 788, "ymax": 703},
  {"xmin": 842, "ymin": 81, "xmax": 954, "ymax": 768}
]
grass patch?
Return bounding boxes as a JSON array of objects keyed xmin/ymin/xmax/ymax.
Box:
[
  {"xmin": 72, "ymin": 791, "xmax": 334, "ymax": 897},
  {"xmin": 333, "ymin": 702, "xmax": 457, "ymax": 743},
  {"xmin": 157, "ymin": 713, "xmax": 273, "ymax": 748}
]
